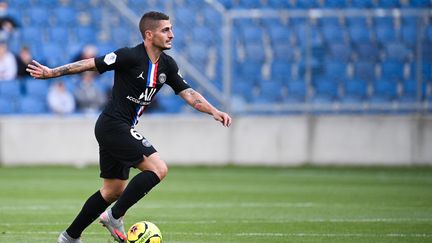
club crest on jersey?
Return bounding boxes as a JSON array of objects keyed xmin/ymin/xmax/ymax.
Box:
[
  {"xmin": 158, "ymin": 73, "xmax": 166, "ymax": 84},
  {"xmin": 104, "ymin": 52, "xmax": 117, "ymax": 65}
]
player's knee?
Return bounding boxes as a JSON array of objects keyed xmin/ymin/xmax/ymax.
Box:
[
  {"xmin": 154, "ymin": 160, "xmax": 168, "ymax": 180},
  {"xmin": 100, "ymin": 185, "xmax": 125, "ymax": 203}
]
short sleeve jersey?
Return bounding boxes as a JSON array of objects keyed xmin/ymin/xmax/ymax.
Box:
[{"xmin": 94, "ymin": 43, "xmax": 190, "ymax": 127}]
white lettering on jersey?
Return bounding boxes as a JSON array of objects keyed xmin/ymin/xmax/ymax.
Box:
[
  {"xmin": 104, "ymin": 52, "xmax": 117, "ymax": 65},
  {"xmin": 139, "ymin": 87, "xmax": 157, "ymax": 102}
]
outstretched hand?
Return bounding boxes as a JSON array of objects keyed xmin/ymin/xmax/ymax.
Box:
[
  {"xmin": 26, "ymin": 60, "xmax": 53, "ymax": 79},
  {"xmin": 212, "ymin": 110, "xmax": 232, "ymax": 127}
]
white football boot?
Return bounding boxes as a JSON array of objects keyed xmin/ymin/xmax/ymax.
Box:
[
  {"xmin": 57, "ymin": 231, "xmax": 83, "ymax": 243},
  {"xmin": 99, "ymin": 208, "xmax": 127, "ymax": 242}
]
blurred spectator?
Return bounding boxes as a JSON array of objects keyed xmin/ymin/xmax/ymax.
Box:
[
  {"xmin": 0, "ymin": 37, "xmax": 17, "ymax": 81},
  {"xmin": 72, "ymin": 44, "xmax": 98, "ymax": 62},
  {"xmin": 47, "ymin": 81, "xmax": 76, "ymax": 114},
  {"xmin": 15, "ymin": 46, "xmax": 32, "ymax": 78},
  {"xmin": 0, "ymin": 2, "xmax": 19, "ymax": 42},
  {"xmin": 74, "ymin": 71, "xmax": 107, "ymax": 114}
]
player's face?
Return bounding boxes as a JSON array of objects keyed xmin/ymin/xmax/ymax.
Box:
[{"xmin": 152, "ymin": 20, "xmax": 174, "ymax": 50}]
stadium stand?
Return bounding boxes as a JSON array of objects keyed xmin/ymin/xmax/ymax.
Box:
[{"xmin": 2, "ymin": 0, "xmax": 431, "ymax": 115}]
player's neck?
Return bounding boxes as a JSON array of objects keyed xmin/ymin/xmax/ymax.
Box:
[{"xmin": 144, "ymin": 42, "xmax": 161, "ymax": 64}]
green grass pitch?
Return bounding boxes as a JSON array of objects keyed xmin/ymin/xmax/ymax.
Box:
[{"xmin": 0, "ymin": 165, "xmax": 431, "ymax": 242}]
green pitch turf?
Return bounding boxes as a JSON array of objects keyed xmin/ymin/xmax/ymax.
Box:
[{"xmin": 0, "ymin": 165, "xmax": 431, "ymax": 242}]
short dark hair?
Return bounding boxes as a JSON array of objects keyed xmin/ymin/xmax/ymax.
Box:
[{"xmin": 139, "ymin": 11, "xmax": 170, "ymax": 39}]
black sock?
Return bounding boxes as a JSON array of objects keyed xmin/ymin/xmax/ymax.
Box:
[
  {"xmin": 66, "ymin": 190, "xmax": 110, "ymax": 239},
  {"xmin": 111, "ymin": 170, "xmax": 160, "ymax": 219}
]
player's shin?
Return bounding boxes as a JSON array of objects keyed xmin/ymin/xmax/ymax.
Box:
[
  {"xmin": 66, "ymin": 190, "xmax": 110, "ymax": 238},
  {"xmin": 110, "ymin": 170, "xmax": 160, "ymax": 219}
]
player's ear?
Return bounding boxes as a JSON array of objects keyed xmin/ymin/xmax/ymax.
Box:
[{"xmin": 144, "ymin": 30, "xmax": 153, "ymax": 40}]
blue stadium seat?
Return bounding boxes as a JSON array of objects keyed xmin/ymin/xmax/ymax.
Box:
[
  {"xmin": 192, "ymin": 26, "xmax": 215, "ymax": 45},
  {"xmin": 273, "ymin": 43, "xmax": 298, "ymax": 62},
  {"xmin": 285, "ymin": 79, "xmax": 306, "ymax": 103},
  {"xmin": 401, "ymin": 24, "xmax": 417, "ymax": 47},
  {"xmin": 267, "ymin": 0, "xmax": 290, "ymax": 8},
  {"xmin": 0, "ymin": 97, "xmax": 15, "ymax": 114},
  {"xmin": 42, "ymin": 43, "xmax": 67, "ymax": 67},
  {"xmin": 157, "ymin": 94, "xmax": 184, "ymax": 113},
  {"xmin": 37, "ymin": 0, "xmax": 58, "ymax": 7},
  {"xmin": 28, "ymin": 7, "xmax": 50, "ymax": 26},
  {"xmin": 271, "ymin": 61, "xmax": 292, "ymax": 83},
  {"xmin": 258, "ymin": 80, "xmax": 283, "ymax": 103},
  {"xmin": 354, "ymin": 61, "xmax": 376, "ymax": 81},
  {"xmin": 268, "ymin": 24, "xmax": 291, "ymax": 43},
  {"xmin": 17, "ymin": 96, "xmax": 48, "ymax": 114},
  {"xmin": 295, "ymin": 0, "xmax": 319, "ymax": 9},
  {"xmin": 400, "ymin": 79, "xmax": 419, "ymax": 103},
  {"xmin": 203, "ymin": 7, "xmax": 222, "ymax": 27},
  {"xmin": 322, "ymin": 25, "xmax": 345, "ymax": 43},
  {"xmin": 371, "ymin": 79, "xmax": 398, "ymax": 102},
  {"xmin": 375, "ymin": 25, "xmax": 397, "ymax": 44},
  {"xmin": 342, "ymin": 78, "xmax": 368, "ymax": 102},
  {"xmin": 409, "ymin": 0, "xmax": 432, "ymax": 7},
  {"xmin": 350, "ymin": 0, "xmax": 375, "ymax": 8},
  {"xmin": 355, "ymin": 42, "xmax": 379, "ymax": 61},
  {"xmin": 381, "ymin": 60, "xmax": 404, "ymax": 81},
  {"xmin": 241, "ymin": 25, "xmax": 264, "ymax": 44},
  {"xmin": 378, "ymin": 0, "xmax": 401, "ymax": 8},
  {"xmin": 21, "ymin": 27, "xmax": 44, "ymax": 45},
  {"xmin": 327, "ymin": 43, "xmax": 352, "ymax": 61},
  {"xmin": 24, "ymin": 79, "xmax": 50, "ymax": 99},
  {"xmin": 48, "ymin": 27, "xmax": 70, "ymax": 44},
  {"xmin": 186, "ymin": 43, "xmax": 208, "ymax": 71},
  {"xmin": 233, "ymin": 81, "xmax": 254, "ymax": 101},
  {"xmin": 313, "ymin": 78, "xmax": 339, "ymax": 101},
  {"xmin": 244, "ymin": 43, "xmax": 265, "ymax": 62},
  {"xmin": 9, "ymin": 0, "xmax": 32, "ymax": 8},
  {"xmin": 296, "ymin": 25, "xmax": 323, "ymax": 48},
  {"xmin": 111, "ymin": 26, "xmax": 131, "ymax": 46},
  {"xmin": 324, "ymin": 60, "xmax": 347, "ymax": 80},
  {"xmin": 75, "ymin": 26, "xmax": 98, "ymax": 44},
  {"xmin": 348, "ymin": 24, "xmax": 372, "ymax": 43},
  {"xmin": 0, "ymin": 80, "xmax": 22, "ymax": 99},
  {"xmin": 385, "ymin": 42, "xmax": 411, "ymax": 61},
  {"xmin": 174, "ymin": 7, "xmax": 196, "ymax": 27},
  {"xmin": 323, "ymin": 0, "xmax": 347, "ymax": 8},
  {"xmin": 55, "ymin": 7, "xmax": 77, "ymax": 26},
  {"xmin": 238, "ymin": 60, "xmax": 263, "ymax": 83},
  {"xmin": 239, "ymin": 0, "xmax": 262, "ymax": 8}
]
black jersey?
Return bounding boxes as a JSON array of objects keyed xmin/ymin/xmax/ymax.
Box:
[{"xmin": 94, "ymin": 43, "xmax": 190, "ymax": 127}]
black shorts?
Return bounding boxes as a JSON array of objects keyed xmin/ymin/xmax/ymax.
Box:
[{"xmin": 94, "ymin": 114, "xmax": 157, "ymax": 180}]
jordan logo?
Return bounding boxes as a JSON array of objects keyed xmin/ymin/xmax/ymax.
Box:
[{"xmin": 137, "ymin": 71, "xmax": 145, "ymax": 80}]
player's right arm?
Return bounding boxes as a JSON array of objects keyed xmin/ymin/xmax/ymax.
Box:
[{"xmin": 26, "ymin": 58, "xmax": 97, "ymax": 79}]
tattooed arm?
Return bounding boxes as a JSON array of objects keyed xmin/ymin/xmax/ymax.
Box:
[
  {"xmin": 179, "ymin": 88, "xmax": 232, "ymax": 127},
  {"xmin": 26, "ymin": 58, "xmax": 97, "ymax": 79}
]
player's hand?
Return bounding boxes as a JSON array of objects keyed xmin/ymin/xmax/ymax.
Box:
[
  {"xmin": 26, "ymin": 60, "xmax": 53, "ymax": 79},
  {"xmin": 212, "ymin": 110, "xmax": 232, "ymax": 127}
]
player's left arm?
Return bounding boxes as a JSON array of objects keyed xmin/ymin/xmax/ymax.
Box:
[{"xmin": 179, "ymin": 88, "xmax": 232, "ymax": 127}]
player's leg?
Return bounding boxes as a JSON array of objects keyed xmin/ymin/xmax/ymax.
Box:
[
  {"xmin": 110, "ymin": 152, "xmax": 167, "ymax": 219},
  {"xmin": 61, "ymin": 179, "xmax": 127, "ymax": 241}
]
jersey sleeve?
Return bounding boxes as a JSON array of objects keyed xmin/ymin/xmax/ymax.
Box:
[
  {"xmin": 165, "ymin": 56, "xmax": 191, "ymax": 94},
  {"xmin": 94, "ymin": 47, "xmax": 136, "ymax": 74}
]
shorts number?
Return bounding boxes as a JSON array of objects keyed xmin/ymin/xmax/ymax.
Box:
[{"xmin": 130, "ymin": 129, "xmax": 143, "ymax": 140}]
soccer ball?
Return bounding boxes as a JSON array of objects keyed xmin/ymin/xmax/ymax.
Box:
[{"xmin": 126, "ymin": 221, "xmax": 162, "ymax": 243}]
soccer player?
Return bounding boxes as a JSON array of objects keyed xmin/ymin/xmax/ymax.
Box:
[{"xmin": 27, "ymin": 11, "xmax": 232, "ymax": 243}]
